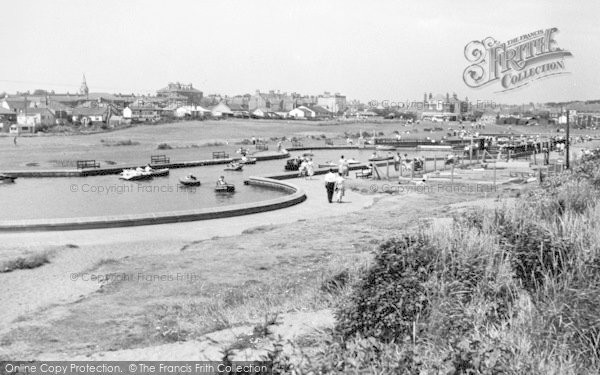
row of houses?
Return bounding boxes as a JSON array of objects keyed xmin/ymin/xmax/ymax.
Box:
[{"xmin": 173, "ymin": 102, "xmax": 334, "ymax": 120}]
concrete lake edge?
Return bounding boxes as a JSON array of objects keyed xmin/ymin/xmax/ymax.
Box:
[{"xmin": 0, "ymin": 177, "xmax": 306, "ymax": 232}]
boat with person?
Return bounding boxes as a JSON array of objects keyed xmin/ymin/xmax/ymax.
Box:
[
  {"xmin": 0, "ymin": 174, "xmax": 17, "ymax": 183},
  {"xmin": 215, "ymin": 184, "xmax": 235, "ymax": 192},
  {"xmin": 224, "ymin": 162, "xmax": 243, "ymax": 171},
  {"xmin": 215, "ymin": 175, "xmax": 235, "ymax": 192},
  {"xmin": 239, "ymin": 157, "xmax": 257, "ymax": 164},
  {"xmin": 179, "ymin": 174, "xmax": 201, "ymax": 186}
]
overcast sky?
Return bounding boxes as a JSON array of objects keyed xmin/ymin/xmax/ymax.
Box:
[{"xmin": 0, "ymin": 0, "xmax": 598, "ymax": 104}]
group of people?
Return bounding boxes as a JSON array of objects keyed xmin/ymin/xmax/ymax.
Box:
[
  {"xmin": 324, "ymin": 169, "xmax": 345, "ymax": 203},
  {"xmin": 298, "ymin": 157, "xmax": 315, "ymax": 179}
]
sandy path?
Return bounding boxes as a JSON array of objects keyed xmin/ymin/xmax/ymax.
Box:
[
  {"xmin": 0, "ymin": 179, "xmax": 374, "ymax": 328},
  {"xmin": 42, "ymin": 309, "xmax": 335, "ymax": 361}
]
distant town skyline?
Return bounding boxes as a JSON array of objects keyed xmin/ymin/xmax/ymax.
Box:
[{"xmin": 1, "ymin": 0, "xmax": 598, "ymax": 104}]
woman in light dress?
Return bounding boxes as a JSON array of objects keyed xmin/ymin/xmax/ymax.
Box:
[
  {"xmin": 306, "ymin": 158, "xmax": 315, "ymax": 179},
  {"xmin": 334, "ymin": 172, "xmax": 345, "ymax": 203}
]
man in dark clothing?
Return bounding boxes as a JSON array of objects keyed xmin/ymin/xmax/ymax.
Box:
[{"xmin": 324, "ymin": 169, "xmax": 337, "ymax": 203}]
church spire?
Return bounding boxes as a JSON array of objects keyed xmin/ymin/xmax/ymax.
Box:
[{"xmin": 79, "ymin": 74, "xmax": 89, "ymax": 96}]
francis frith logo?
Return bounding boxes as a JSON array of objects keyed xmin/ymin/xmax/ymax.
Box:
[{"xmin": 463, "ymin": 27, "xmax": 572, "ymax": 92}]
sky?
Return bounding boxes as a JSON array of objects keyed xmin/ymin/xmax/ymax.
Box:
[{"xmin": 0, "ymin": 0, "xmax": 598, "ymax": 104}]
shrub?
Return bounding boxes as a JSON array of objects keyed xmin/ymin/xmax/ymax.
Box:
[
  {"xmin": 1, "ymin": 252, "xmax": 51, "ymax": 273},
  {"xmin": 157, "ymin": 143, "xmax": 172, "ymax": 150},
  {"xmin": 321, "ymin": 269, "xmax": 350, "ymax": 294},
  {"xmin": 335, "ymin": 236, "xmax": 435, "ymax": 341},
  {"xmin": 495, "ymin": 210, "xmax": 575, "ymax": 291}
]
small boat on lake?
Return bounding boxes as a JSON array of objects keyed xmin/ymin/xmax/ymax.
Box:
[
  {"xmin": 145, "ymin": 168, "xmax": 169, "ymax": 177},
  {"xmin": 215, "ymin": 184, "xmax": 235, "ymax": 192},
  {"xmin": 179, "ymin": 175, "xmax": 201, "ymax": 186},
  {"xmin": 119, "ymin": 169, "xmax": 152, "ymax": 181},
  {"xmin": 224, "ymin": 163, "xmax": 243, "ymax": 171},
  {"xmin": 239, "ymin": 157, "xmax": 257, "ymax": 164},
  {"xmin": 0, "ymin": 174, "xmax": 17, "ymax": 183}
]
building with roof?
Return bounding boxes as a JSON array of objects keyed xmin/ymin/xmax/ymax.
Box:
[
  {"xmin": 289, "ymin": 106, "xmax": 314, "ymax": 119},
  {"xmin": 123, "ymin": 105, "xmax": 163, "ymax": 122},
  {"xmin": 210, "ymin": 102, "xmax": 233, "ymax": 117},
  {"xmin": 174, "ymin": 105, "xmax": 211, "ymax": 118},
  {"xmin": 157, "ymin": 82, "xmax": 203, "ymax": 106},
  {"xmin": 248, "ymin": 90, "xmax": 294, "ymax": 112},
  {"xmin": 71, "ymin": 106, "xmax": 117, "ymax": 126},
  {"xmin": 0, "ymin": 107, "xmax": 16, "ymax": 132},
  {"xmin": 2, "ymin": 97, "xmax": 30, "ymax": 112},
  {"xmin": 317, "ymin": 92, "xmax": 347, "ymax": 114},
  {"xmin": 308, "ymin": 105, "xmax": 332, "ymax": 119},
  {"xmin": 16, "ymin": 108, "xmax": 56, "ymax": 132}
]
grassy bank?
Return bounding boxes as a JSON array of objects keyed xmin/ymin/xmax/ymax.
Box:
[{"xmin": 273, "ymin": 155, "xmax": 600, "ymax": 374}]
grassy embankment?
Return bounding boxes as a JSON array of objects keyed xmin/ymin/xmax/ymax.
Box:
[{"xmin": 265, "ymin": 155, "xmax": 600, "ymax": 374}]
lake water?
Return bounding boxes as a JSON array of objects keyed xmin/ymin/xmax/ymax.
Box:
[{"xmin": 0, "ymin": 148, "xmax": 449, "ymax": 220}]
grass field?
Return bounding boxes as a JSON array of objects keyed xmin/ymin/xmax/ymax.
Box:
[{"xmin": 1, "ymin": 118, "xmax": 597, "ymax": 170}]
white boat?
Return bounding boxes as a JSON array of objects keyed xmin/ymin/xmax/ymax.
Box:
[
  {"xmin": 239, "ymin": 157, "xmax": 257, "ymax": 164},
  {"xmin": 180, "ymin": 176, "xmax": 201, "ymax": 186},
  {"xmin": 224, "ymin": 163, "xmax": 243, "ymax": 171},
  {"xmin": 119, "ymin": 169, "xmax": 152, "ymax": 181}
]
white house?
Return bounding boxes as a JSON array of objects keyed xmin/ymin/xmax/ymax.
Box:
[
  {"xmin": 251, "ymin": 108, "xmax": 266, "ymax": 118},
  {"xmin": 16, "ymin": 108, "xmax": 55, "ymax": 132},
  {"xmin": 123, "ymin": 106, "xmax": 132, "ymax": 119},
  {"xmin": 72, "ymin": 107, "xmax": 107, "ymax": 126},
  {"xmin": 175, "ymin": 105, "xmax": 211, "ymax": 118},
  {"xmin": 288, "ymin": 106, "xmax": 315, "ymax": 119},
  {"xmin": 210, "ymin": 102, "xmax": 233, "ymax": 117}
]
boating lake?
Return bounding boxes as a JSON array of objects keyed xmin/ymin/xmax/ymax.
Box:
[{"xmin": 0, "ymin": 148, "xmax": 450, "ymax": 220}]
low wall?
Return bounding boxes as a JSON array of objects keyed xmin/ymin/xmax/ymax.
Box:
[
  {"xmin": 0, "ymin": 177, "xmax": 305, "ymax": 232},
  {"xmin": 2, "ymin": 151, "xmax": 290, "ymax": 178}
]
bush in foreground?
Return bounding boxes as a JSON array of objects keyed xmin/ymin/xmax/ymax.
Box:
[{"xmin": 272, "ymin": 158, "xmax": 600, "ymax": 374}]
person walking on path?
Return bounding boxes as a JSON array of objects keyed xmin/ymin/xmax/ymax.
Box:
[
  {"xmin": 324, "ymin": 169, "xmax": 337, "ymax": 203},
  {"xmin": 334, "ymin": 172, "xmax": 345, "ymax": 203},
  {"xmin": 306, "ymin": 158, "xmax": 314, "ymax": 179},
  {"xmin": 393, "ymin": 152, "xmax": 400, "ymax": 171},
  {"xmin": 339, "ymin": 155, "xmax": 349, "ymax": 177}
]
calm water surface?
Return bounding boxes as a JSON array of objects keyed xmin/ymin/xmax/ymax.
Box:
[{"xmin": 0, "ymin": 149, "xmax": 447, "ymax": 220}]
